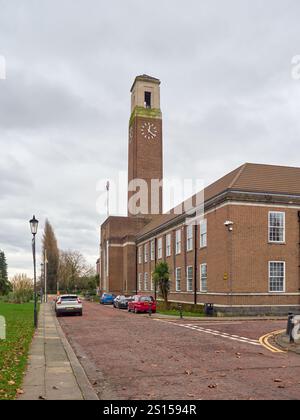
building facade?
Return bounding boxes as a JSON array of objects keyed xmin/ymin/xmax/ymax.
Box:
[{"xmin": 99, "ymin": 75, "xmax": 300, "ymax": 314}]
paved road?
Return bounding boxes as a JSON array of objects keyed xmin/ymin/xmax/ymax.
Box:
[{"xmin": 59, "ymin": 302, "xmax": 300, "ymax": 400}]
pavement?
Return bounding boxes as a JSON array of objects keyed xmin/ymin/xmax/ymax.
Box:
[
  {"xmin": 59, "ymin": 302, "xmax": 300, "ymax": 400},
  {"xmin": 19, "ymin": 302, "xmax": 98, "ymax": 400},
  {"xmin": 275, "ymin": 333, "xmax": 300, "ymax": 355}
]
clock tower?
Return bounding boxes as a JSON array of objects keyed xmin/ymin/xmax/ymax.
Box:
[{"xmin": 128, "ymin": 75, "xmax": 163, "ymax": 216}]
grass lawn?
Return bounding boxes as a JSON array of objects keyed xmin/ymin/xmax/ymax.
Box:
[{"xmin": 0, "ymin": 302, "xmax": 35, "ymax": 400}]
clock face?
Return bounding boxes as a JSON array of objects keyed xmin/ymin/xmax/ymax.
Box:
[{"xmin": 141, "ymin": 121, "xmax": 158, "ymax": 140}]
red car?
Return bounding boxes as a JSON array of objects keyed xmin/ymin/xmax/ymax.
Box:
[{"xmin": 128, "ymin": 295, "xmax": 156, "ymax": 314}]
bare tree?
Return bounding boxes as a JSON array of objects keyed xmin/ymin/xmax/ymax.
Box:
[
  {"xmin": 42, "ymin": 220, "xmax": 59, "ymax": 292},
  {"xmin": 58, "ymin": 250, "xmax": 93, "ymax": 292}
]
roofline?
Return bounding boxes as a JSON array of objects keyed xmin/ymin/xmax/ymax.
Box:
[
  {"xmin": 136, "ymin": 189, "xmax": 300, "ymax": 242},
  {"xmin": 130, "ymin": 75, "xmax": 161, "ymax": 92}
]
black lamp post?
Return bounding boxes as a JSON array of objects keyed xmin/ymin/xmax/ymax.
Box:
[{"xmin": 30, "ymin": 215, "xmax": 39, "ymax": 329}]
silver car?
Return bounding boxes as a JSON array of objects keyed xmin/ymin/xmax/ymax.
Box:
[{"xmin": 55, "ymin": 295, "xmax": 83, "ymax": 317}]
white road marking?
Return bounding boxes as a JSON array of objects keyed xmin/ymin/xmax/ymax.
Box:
[{"xmin": 177, "ymin": 324, "xmax": 261, "ymax": 347}]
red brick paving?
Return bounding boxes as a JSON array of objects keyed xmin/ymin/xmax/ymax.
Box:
[{"xmin": 59, "ymin": 302, "xmax": 300, "ymax": 400}]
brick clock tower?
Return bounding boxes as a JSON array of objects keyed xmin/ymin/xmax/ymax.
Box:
[{"xmin": 128, "ymin": 75, "xmax": 163, "ymax": 217}]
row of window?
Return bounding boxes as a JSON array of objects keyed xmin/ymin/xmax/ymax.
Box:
[
  {"xmin": 139, "ymin": 220, "xmax": 207, "ymax": 264},
  {"xmin": 138, "ymin": 211, "xmax": 286, "ymax": 265},
  {"xmin": 138, "ymin": 261, "xmax": 286, "ymax": 293}
]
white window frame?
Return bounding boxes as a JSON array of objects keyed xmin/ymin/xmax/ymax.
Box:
[
  {"xmin": 200, "ymin": 219, "xmax": 207, "ymax": 248},
  {"xmin": 166, "ymin": 234, "xmax": 171, "ymax": 257},
  {"xmin": 144, "ymin": 272, "xmax": 149, "ymax": 291},
  {"xmin": 186, "ymin": 266, "xmax": 193, "ymax": 292},
  {"xmin": 150, "ymin": 276, "xmax": 154, "ymax": 291},
  {"xmin": 151, "ymin": 240, "xmax": 155, "ymax": 261},
  {"xmin": 268, "ymin": 212, "xmax": 285, "ymax": 243},
  {"xmin": 176, "ymin": 229, "xmax": 181, "ymax": 255},
  {"xmin": 138, "ymin": 247, "xmax": 142, "ymax": 264},
  {"xmin": 186, "ymin": 225, "xmax": 193, "ymax": 252},
  {"xmin": 200, "ymin": 263, "xmax": 207, "ymax": 292},
  {"xmin": 175, "ymin": 267, "xmax": 181, "ymax": 292},
  {"xmin": 138, "ymin": 273, "xmax": 143, "ymax": 291},
  {"xmin": 157, "ymin": 237, "xmax": 163, "ymax": 259},
  {"xmin": 269, "ymin": 261, "xmax": 285, "ymax": 293},
  {"xmin": 144, "ymin": 243, "xmax": 148, "ymax": 263}
]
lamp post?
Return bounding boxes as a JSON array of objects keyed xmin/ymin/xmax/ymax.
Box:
[{"xmin": 30, "ymin": 215, "xmax": 39, "ymax": 329}]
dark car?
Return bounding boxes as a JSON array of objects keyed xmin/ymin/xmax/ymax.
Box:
[
  {"xmin": 114, "ymin": 295, "xmax": 132, "ymax": 309},
  {"xmin": 100, "ymin": 293, "xmax": 115, "ymax": 305}
]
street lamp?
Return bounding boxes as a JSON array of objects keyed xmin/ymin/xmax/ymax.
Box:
[{"xmin": 29, "ymin": 215, "xmax": 39, "ymax": 328}]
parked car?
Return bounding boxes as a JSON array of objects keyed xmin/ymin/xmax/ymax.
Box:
[
  {"xmin": 100, "ymin": 293, "xmax": 115, "ymax": 305},
  {"xmin": 128, "ymin": 295, "xmax": 156, "ymax": 314},
  {"xmin": 114, "ymin": 295, "xmax": 132, "ymax": 309},
  {"xmin": 55, "ymin": 295, "xmax": 82, "ymax": 317}
]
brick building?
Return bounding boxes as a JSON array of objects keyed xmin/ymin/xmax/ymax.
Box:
[{"xmin": 99, "ymin": 75, "xmax": 300, "ymax": 315}]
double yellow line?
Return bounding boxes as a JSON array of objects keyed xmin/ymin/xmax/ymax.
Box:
[{"xmin": 259, "ymin": 330, "xmax": 286, "ymax": 353}]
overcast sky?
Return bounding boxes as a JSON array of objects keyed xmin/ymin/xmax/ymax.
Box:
[{"xmin": 1, "ymin": 0, "xmax": 300, "ymax": 278}]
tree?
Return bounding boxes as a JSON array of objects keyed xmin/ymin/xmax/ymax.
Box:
[
  {"xmin": 10, "ymin": 273, "xmax": 33, "ymax": 303},
  {"xmin": 0, "ymin": 250, "xmax": 11, "ymax": 295},
  {"xmin": 42, "ymin": 220, "xmax": 59, "ymax": 293},
  {"xmin": 58, "ymin": 250, "xmax": 93, "ymax": 292},
  {"xmin": 152, "ymin": 262, "xmax": 171, "ymax": 307}
]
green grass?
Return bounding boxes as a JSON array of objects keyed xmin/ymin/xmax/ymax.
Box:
[
  {"xmin": 0, "ymin": 302, "xmax": 35, "ymax": 400},
  {"xmin": 157, "ymin": 309, "xmax": 205, "ymax": 317}
]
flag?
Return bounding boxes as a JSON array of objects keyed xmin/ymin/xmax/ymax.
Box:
[{"xmin": 106, "ymin": 181, "xmax": 110, "ymax": 191}]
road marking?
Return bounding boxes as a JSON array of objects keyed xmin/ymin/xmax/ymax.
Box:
[
  {"xmin": 259, "ymin": 330, "xmax": 287, "ymax": 353},
  {"xmin": 157, "ymin": 320, "xmax": 261, "ymax": 347}
]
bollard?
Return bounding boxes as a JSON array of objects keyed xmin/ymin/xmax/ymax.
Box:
[
  {"xmin": 148, "ymin": 305, "xmax": 152, "ymax": 317},
  {"xmin": 286, "ymin": 312, "xmax": 294, "ymax": 343},
  {"xmin": 178, "ymin": 304, "xmax": 183, "ymax": 319}
]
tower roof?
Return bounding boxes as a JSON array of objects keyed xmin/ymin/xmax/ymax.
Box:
[{"xmin": 130, "ymin": 74, "xmax": 161, "ymax": 92}]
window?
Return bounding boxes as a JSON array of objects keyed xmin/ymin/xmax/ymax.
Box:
[
  {"xmin": 187, "ymin": 266, "xmax": 193, "ymax": 292},
  {"xmin": 144, "ymin": 272, "xmax": 149, "ymax": 291},
  {"xmin": 138, "ymin": 247, "xmax": 142, "ymax": 264},
  {"xmin": 269, "ymin": 262, "xmax": 285, "ymax": 292},
  {"xmin": 176, "ymin": 229, "xmax": 181, "ymax": 254},
  {"xmin": 151, "ymin": 240, "xmax": 155, "ymax": 261},
  {"xmin": 200, "ymin": 219, "xmax": 207, "ymax": 248},
  {"xmin": 144, "ymin": 244, "xmax": 148, "ymax": 263},
  {"xmin": 166, "ymin": 234, "xmax": 171, "ymax": 257},
  {"xmin": 138, "ymin": 273, "xmax": 142, "ymax": 291},
  {"xmin": 200, "ymin": 264, "xmax": 207, "ymax": 292},
  {"xmin": 158, "ymin": 238, "xmax": 163, "ymax": 259},
  {"xmin": 269, "ymin": 212, "xmax": 285, "ymax": 243},
  {"xmin": 144, "ymin": 91, "xmax": 151, "ymax": 108},
  {"xmin": 176, "ymin": 268, "xmax": 181, "ymax": 292},
  {"xmin": 186, "ymin": 225, "xmax": 193, "ymax": 252},
  {"xmin": 150, "ymin": 276, "xmax": 154, "ymax": 291}
]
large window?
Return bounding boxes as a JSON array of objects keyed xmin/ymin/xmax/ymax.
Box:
[
  {"xmin": 144, "ymin": 272, "xmax": 149, "ymax": 291},
  {"xmin": 186, "ymin": 225, "xmax": 193, "ymax": 252},
  {"xmin": 144, "ymin": 243, "xmax": 148, "ymax": 263},
  {"xmin": 176, "ymin": 229, "xmax": 181, "ymax": 254},
  {"xmin": 138, "ymin": 247, "xmax": 142, "ymax": 264},
  {"xmin": 175, "ymin": 268, "xmax": 181, "ymax": 292},
  {"xmin": 187, "ymin": 266, "xmax": 193, "ymax": 292},
  {"xmin": 138, "ymin": 273, "xmax": 142, "ymax": 291},
  {"xmin": 158, "ymin": 238, "xmax": 163, "ymax": 259},
  {"xmin": 166, "ymin": 234, "xmax": 171, "ymax": 257},
  {"xmin": 269, "ymin": 212, "xmax": 285, "ymax": 243},
  {"xmin": 151, "ymin": 240, "xmax": 155, "ymax": 261},
  {"xmin": 200, "ymin": 263, "xmax": 207, "ymax": 292},
  {"xmin": 200, "ymin": 219, "xmax": 207, "ymax": 248},
  {"xmin": 269, "ymin": 262, "xmax": 285, "ymax": 292}
]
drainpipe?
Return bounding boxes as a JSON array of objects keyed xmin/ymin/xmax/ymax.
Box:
[
  {"xmin": 298, "ymin": 211, "xmax": 300, "ymax": 304},
  {"xmin": 135, "ymin": 244, "xmax": 138, "ymax": 295},
  {"xmin": 194, "ymin": 224, "xmax": 198, "ymax": 307},
  {"xmin": 154, "ymin": 237, "xmax": 157, "ymax": 301}
]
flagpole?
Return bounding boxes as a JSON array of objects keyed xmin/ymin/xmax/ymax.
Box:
[{"xmin": 106, "ymin": 181, "xmax": 110, "ymax": 218}]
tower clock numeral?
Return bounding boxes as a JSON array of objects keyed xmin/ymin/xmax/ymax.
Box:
[{"xmin": 141, "ymin": 121, "xmax": 158, "ymax": 140}]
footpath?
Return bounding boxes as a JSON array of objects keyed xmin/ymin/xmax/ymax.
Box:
[{"xmin": 19, "ymin": 303, "xmax": 98, "ymax": 400}]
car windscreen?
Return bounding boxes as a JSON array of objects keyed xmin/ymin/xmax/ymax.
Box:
[
  {"xmin": 140, "ymin": 296, "xmax": 153, "ymax": 302},
  {"xmin": 60, "ymin": 296, "xmax": 78, "ymax": 301}
]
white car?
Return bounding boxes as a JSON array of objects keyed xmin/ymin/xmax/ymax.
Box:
[{"xmin": 55, "ymin": 295, "xmax": 83, "ymax": 317}]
